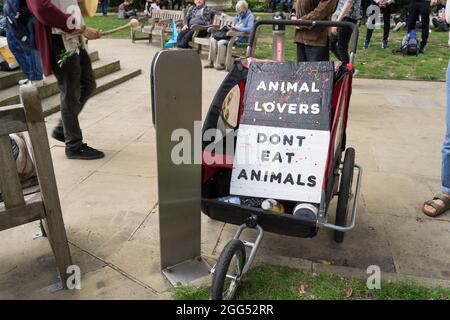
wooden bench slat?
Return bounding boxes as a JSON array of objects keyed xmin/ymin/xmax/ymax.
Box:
[
  {"xmin": 0, "ymin": 197, "xmax": 44, "ymax": 231},
  {"xmin": 0, "ymin": 135, "xmax": 26, "ymax": 209},
  {"xmin": 0, "ymin": 104, "xmax": 27, "ymax": 136}
]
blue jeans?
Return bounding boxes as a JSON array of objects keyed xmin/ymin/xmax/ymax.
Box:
[
  {"xmin": 101, "ymin": 0, "xmax": 108, "ymax": 15},
  {"xmin": 443, "ymin": 62, "xmax": 450, "ymax": 194},
  {"xmin": 6, "ymin": 30, "xmax": 43, "ymax": 81}
]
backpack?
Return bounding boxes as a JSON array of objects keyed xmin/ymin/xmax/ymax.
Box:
[
  {"xmin": 400, "ymin": 31, "xmax": 419, "ymax": 55},
  {"xmin": 0, "ymin": 16, "xmax": 7, "ymax": 37},
  {"xmin": 3, "ymin": 0, "xmax": 36, "ymax": 52}
]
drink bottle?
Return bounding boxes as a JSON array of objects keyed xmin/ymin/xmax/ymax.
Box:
[
  {"xmin": 261, "ymin": 199, "xmax": 285, "ymax": 213},
  {"xmin": 293, "ymin": 203, "xmax": 318, "ymax": 220}
]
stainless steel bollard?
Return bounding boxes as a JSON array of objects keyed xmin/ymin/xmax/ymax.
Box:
[{"xmin": 151, "ymin": 49, "xmax": 210, "ymax": 285}]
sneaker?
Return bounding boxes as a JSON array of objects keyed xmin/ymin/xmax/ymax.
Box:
[
  {"xmin": 18, "ymin": 79, "xmax": 30, "ymax": 85},
  {"xmin": 203, "ymin": 62, "xmax": 214, "ymax": 69},
  {"xmin": 215, "ymin": 64, "xmax": 226, "ymax": 70},
  {"xmin": 382, "ymin": 39, "xmax": 388, "ymax": 49},
  {"xmin": 51, "ymin": 128, "xmax": 65, "ymax": 143},
  {"xmin": 363, "ymin": 40, "xmax": 370, "ymax": 49},
  {"xmin": 66, "ymin": 144, "xmax": 105, "ymax": 160},
  {"xmin": 31, "ymin": 80, "xmax": 44, "ymax": 86},
  {"xmin": 419, "ymin": 42, "xmax": 427, "ymax": 54}
]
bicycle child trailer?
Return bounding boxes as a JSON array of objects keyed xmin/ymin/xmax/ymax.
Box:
[{"xmin": 201, "ymin": 19, "xmax": 363, "ymax": 300}]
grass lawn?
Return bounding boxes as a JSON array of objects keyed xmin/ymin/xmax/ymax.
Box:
[
  {"xmin": 84, "ymin": 13, "xmax": 449, "ymax": 80},
  {"xmin": 172, "ymin": 264, "xmax": 450, "ymax": 300}
]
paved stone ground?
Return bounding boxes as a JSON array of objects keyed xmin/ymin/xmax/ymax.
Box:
[{"xmin": 0, "ymin": 39, "xmax": 449, "ymax": 299}]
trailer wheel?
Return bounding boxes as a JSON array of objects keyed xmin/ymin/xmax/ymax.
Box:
[
  {"xmin": 335, "ymin": 148, "xmax": 355, "ymax": 243},
  {"xmin": 211, "ymin": 239, "xmax": 246, "ymax": 300}
]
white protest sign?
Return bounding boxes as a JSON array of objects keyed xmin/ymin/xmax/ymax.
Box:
[{"xmin": 230, "ymin": 62, "xmax": 334, "ymax": 203}]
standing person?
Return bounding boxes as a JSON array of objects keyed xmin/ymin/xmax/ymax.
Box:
[
  {"xmin": 27, "ymin": 0, "xmax": 105, "ymax": 160},
  {"xmin": 101, "ymin": 0, "xmax": 108, "ymax": 16},
  {"xmin": 176, "ymin": 0, "xmax": 216, "ymax": 49},
  {"xmin": 268, "ymin": 0, "xmax": 279, "ymax": 12},
  {"xmin": 330, "ymin": 0, "xmax": 362, "ymax": 65},
  {"xmin": 291, "ymin": 0, "xmax": 338, "ymax": 62},
  {"xmin": 364, "ymin": 0, "xmax": 394, "ymax": 49},
  {"xmin": 3, "ymin": 0, "xmax": 43, "ymax": 84},
  {"xmin": 407, "ymin": 0, "xmax": 433, "ymax": 53},
  {"xmin": 423, "ymin": 0, "xmax": 450, "ymax": 217},
  {"xmin": 204, "ymin": 0, "xmax": 254, "ymax": 70}
]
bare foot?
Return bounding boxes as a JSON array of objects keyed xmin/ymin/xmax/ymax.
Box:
[{"xmin": 423, "ymin": 194, "xmax": 450, "ymax": 217}]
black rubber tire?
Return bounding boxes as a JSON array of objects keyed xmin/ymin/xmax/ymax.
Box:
[
  {"xmin": 334, "ymin": 148, "xmax": 355, "ymax": 243},
  {"xmin": 211, "ymin": 239, "xmax": 246, "ymax": 300}
]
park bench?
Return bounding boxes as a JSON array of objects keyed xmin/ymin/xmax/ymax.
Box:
[
  {"xmin": 0, "ymin": 85, "xmax": 72, "ymax": 289},
  {"xmin": 131, "ymin": 9, "xmax": 185, "ymax": 48}
]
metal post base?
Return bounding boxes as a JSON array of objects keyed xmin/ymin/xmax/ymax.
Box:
[{"xmin": 162, "ymin": 257, "xmax": 211, "ymax": 286}]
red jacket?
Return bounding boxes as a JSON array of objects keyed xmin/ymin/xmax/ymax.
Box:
[{"xmin": 27, "ymin": 0, "xmax": 73, "ymax": 76}]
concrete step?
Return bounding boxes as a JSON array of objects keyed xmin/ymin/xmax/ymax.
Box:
[
  {"xmin": 0, "ymin": 57, "xmax": 119, "ymax": 107},
  {"xmin": 0, "ymin": 51, "xmax": 99, "ymax": 90},
  {"xmin": 41, "ymin": 67, "xmax": 142, "ymax": 117}
]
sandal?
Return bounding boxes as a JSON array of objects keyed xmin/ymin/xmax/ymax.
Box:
[{"xmin": 423, "ymin": 194, "xmax": 450, "ymax": 217}]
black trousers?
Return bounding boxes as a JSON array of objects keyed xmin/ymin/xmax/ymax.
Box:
[
  {"xmin": 296, "ymin": 43, "xmax": 329, "ymax": 62},
  {"xmin": 407, "ymin": 1, "xmax": 430, "ymax": 45},
  {"xmin": 330, "ymin": 18, "xmax": 356, "ymax": 64},
  {"xmin": 50, "ymin": 35, "xmax": 96, "ymax": 149},
  {"xmin": 176, "ymin": 29, "xmax": 207, "ymax": 48},
  {"xmin": 366, "ymin": 3, "xmax": 391, "ymax": 42}
]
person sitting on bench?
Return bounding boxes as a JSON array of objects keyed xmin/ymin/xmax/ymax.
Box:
[
  {"xmin": 204, "ymin": 0, "xmax": 254, "ymax": 70},
  {"xmin": 118, "ymin": 0, "xmax": 137, "ymax": 19},
  {"xmin": 176, "ymin": 0, "xmax": 217, "ymax": 48}
]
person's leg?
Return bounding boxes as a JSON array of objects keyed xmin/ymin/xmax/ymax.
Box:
[
  {"xmin": 423, "ymin": 62, "xmax": 450, "ymax": 216},
  {"xmin": 304, "ymin": 44, "xmax": 329, "ymax": 62},
  {"xmin": 337, "ymin": 23, "xmax": 352, "ymax": 64},
  {"xmin": 50, "ymin": 35, "xmax": 83, "ymax": 149},
  {"xmin": 329, "ymin": 33, "xmax": 339, "ymax": 60},
  {"xmin": 53, "ymin": 48, "xmax": 96, "ymax": 138},
  {"xmin": 102, "ymin": 0, "xmax": 108, "ymax": 16},
  {"xmin": 27, "ymin": 50, "xmax": 43, "ymax": 81},
  {"xmin": 296, "ymin": 43, "xmax": 307, "ymax": 62},
  {"xmin": 365, "ymin": 28, "xmax": 374, "ymax": 42},
  {"xmin": 442, "ymin": 62, "xmax": 450, "ymax": 195},
  {"xmin": 78, "ymin": 49, "xmax": 97, "ymax": 109},
  {"xmin": 432, "ymin": 17, "xmax": 440, "ymax": 29},
  {"xmin": 215, "ymin": 39, "xmax": 228, "ymax": 69},
  {"xmin": 382, "ymin": 5, "xmax": 391, "ymax": 42},
  {"xmin": 6, "ymin": 30, "xmax": 32, "ymax": 80},
  {"xmin": 407, "ymin": 3, "xmax": 419, "ymax": 33},
  {"xmin": 206, "ymin": 38, "xmax": 217, "ymax": 67},
  {"xmin": 176, "ymin": 29, "xmax": 194, "ymax": 48},
  {"xmin": 419, "ymin": 2, "xmax": 430, "ymax": 47}
]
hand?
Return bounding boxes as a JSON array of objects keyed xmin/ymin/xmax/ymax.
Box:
[
  {"xmin": 229, "ymin": 25, "xmax": 236, "ymax": 31},
  {"xmin": 330, "ymin": 26, "xmax": 338, "ymax": 35},
  {"xmin": 182, "ymin": 25, "xmax": 188, "ymax": 31},
  {"xmin": 83, "ymin": 27, "xmax": 101, "ymax": 40},
  {"xmin": 75, "ymin": 24, "xmax": 86, "ymax": 34}
]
